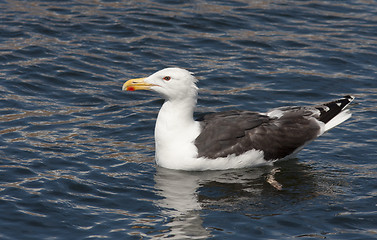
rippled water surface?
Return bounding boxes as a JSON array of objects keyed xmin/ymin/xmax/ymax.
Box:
[{"xmin": 1, "ymin": 0, "xmax": 376, "ymax": 239}]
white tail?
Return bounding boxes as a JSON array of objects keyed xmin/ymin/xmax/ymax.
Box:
[{"xmin": 324, "ymin": 109, "xmax": 352, "ymax": 132}]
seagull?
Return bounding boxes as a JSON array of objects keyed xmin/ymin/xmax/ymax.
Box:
[{"xmin": 122, "ymin": 68, "xmax": 354, "ymax": 171}]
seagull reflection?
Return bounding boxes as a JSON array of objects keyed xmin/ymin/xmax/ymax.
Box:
[
  {"xmin": 154, "ymin": 167, "xmax": 210, "ymax": 239},
  {"xmin": 153, "ymin": 160, "xmax": 319, "ymax": 238}
]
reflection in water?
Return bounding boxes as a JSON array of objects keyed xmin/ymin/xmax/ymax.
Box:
[
  {"xmin": 154, "ymin": 167, "xmax": 210, "ymax": 239},
  {"xmin": 153, "ymin": 160, "xmax": 319, "ymax": 238},
  {"xmin": 1, "ymin": 0, "xmax": 373, "ymax": 238}
]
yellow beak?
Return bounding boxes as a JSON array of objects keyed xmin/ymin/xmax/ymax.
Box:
[{"xmin": 122, "ymin": 78, "xmax": 155, "ymax": 91}]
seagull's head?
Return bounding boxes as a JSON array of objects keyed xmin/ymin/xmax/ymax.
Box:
[{"xmin": 122, "ymin": 68, "xmax": 198, "ymax": 101}]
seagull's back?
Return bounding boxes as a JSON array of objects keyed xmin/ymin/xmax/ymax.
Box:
[{"xmin": 122, "ymin": 68, "xmax": 354, "ymax": 171}]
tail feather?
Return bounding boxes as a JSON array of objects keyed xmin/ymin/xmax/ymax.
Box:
[
  {"xmin": 315, "ymin": 95, "xmax": 355, "ymax": 131},
  {"xmin": 324, "ymin": 109, "xmax": 352, "ymax": 131}
]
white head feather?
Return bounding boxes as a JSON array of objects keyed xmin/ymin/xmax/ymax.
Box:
[{"xmin": 145, "ymin": 68, "xmax": 198, "ymax": 101}]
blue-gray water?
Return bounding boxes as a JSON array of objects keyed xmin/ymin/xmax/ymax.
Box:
[{"xmin": 1, "ymin": 0, "xmax": 376, "ymax": 239}]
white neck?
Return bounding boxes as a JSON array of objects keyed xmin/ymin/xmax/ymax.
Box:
[{"xmin": 154, "ymin": 97, "xmax": 201, "ymax": 169}]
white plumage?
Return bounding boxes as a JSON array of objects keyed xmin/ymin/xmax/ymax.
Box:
[{"xmin": 123, "ymin": 68, "xmax": 354, "ymax": 171}]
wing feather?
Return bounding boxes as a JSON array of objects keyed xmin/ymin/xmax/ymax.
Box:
[{"xmin": 195, "ymin": 109, "xmax": 322, "ymax": 160}]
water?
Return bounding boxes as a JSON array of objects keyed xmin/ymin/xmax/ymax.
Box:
[{"xmin": 1, "ymin": 0, "xmax": 376, "ymax": 239}]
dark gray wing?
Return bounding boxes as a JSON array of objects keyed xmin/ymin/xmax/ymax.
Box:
[{"xmin": 194, "ymin": 109, "xmax": 322, "ymax": 160}]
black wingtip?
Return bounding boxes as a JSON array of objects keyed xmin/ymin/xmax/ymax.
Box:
[
  {"xmin": 343, "ymin": 95, "xmax": 355, "ymax": 103},
  {"xmin": 316, "ymin": 95, "xmax": 355, "ymax": 123}
]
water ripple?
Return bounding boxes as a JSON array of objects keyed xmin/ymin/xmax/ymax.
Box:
[{"xmin": 0, "ymin": 0, "xmax": 376, "ymax": 239}]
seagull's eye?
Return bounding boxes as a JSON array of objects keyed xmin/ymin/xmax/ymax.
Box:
[{"xmin": 163, "ymin": 76, "xmax": 171, "ymax": 81}]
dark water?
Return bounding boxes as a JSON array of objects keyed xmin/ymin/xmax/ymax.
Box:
[{"xmin": 1, "ymin": 0, "xmax": 376, "ymax": 239}]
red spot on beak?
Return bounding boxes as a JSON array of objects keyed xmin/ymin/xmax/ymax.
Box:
[{"xmin": 127, "ymin": 86, "xmax": 135, "ymax": 91}]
